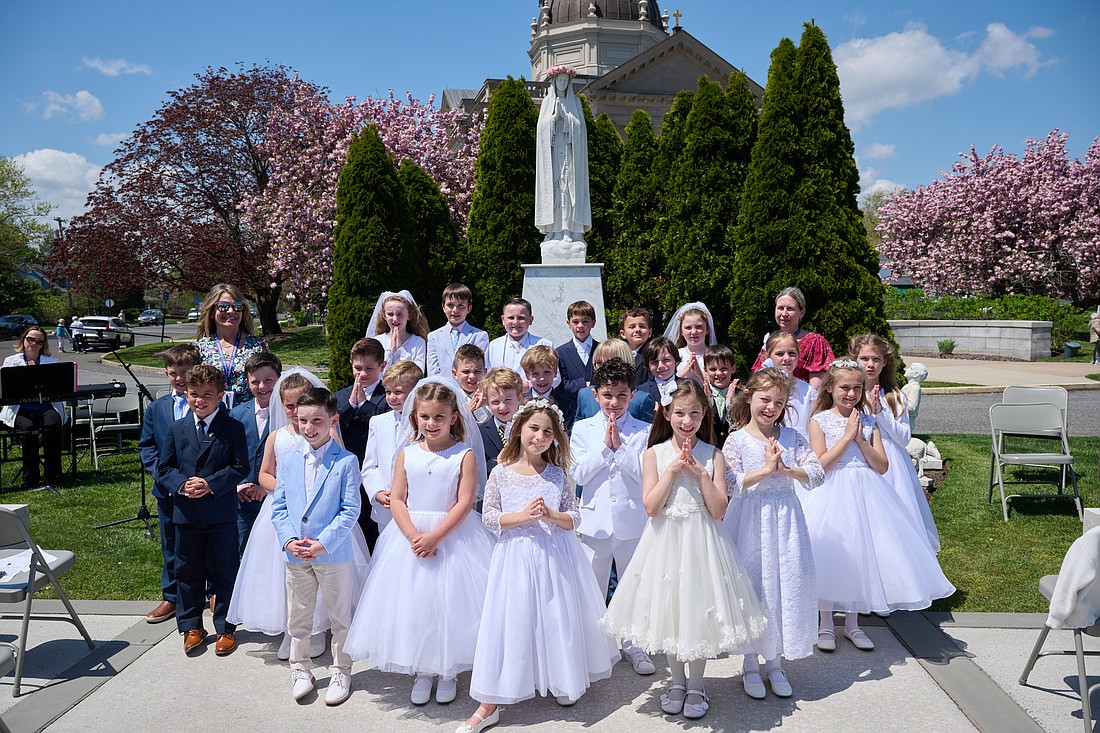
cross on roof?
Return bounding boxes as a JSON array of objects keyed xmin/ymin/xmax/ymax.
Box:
[{"xmin": 672, "ymin": 9, "xmax": 683, "ymax": 26}]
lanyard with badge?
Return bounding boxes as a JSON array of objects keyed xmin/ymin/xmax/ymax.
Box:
[{"xmin": 217, "ymin": 331, "xmax": 241, "ymax": 408}]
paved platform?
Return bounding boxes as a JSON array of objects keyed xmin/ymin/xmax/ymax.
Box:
[
  {"xmin": 0, "ymin": 602, "xmax": 1095, "ymax": 732},
  {"xmin": 904, "ymin": 356, "xmax": 1099, "ymax": 394}
]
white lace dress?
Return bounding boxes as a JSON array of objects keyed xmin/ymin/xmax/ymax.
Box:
[
  {"xmin": 802, "ymin": 411, "xmax": 954, "ymax": 612},
  {"xmin": 344, "ymin": 442, "xmax": 493, "ymax": 677},
  {"xmin": 601, "ymin": 440, "xmax": 768, "ymax": 661},
  {"xmin": 723, "ymin": 428, "xmax": 823, "ymax": 662},
  {"xmin": 876, "ymin": 393, "xmax": 941, "ymax": 553},
  {"xmin": 470, "ymin": 464, "xmax": 619, "ymax": 705},
  {"xmin": 227, "ymin": 427, "xmax": 371, "ymax": 635},
  {"xmin": 368, "ymin": 333, "xmax": 426, "ymax": 369}
]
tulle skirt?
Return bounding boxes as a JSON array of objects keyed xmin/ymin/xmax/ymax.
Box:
[
  {"xmin": 801, "ymin": 464, "xmax": 954, "ymax": 613},
  {"xmin": 227, "ymin": 494, "xmax": 372, "ymax": 635},
  {"xmin": 470, "ymin": 529, "xmax": 619, "ymax": 704},
  {"xmin": 883, "ymin": 438, "xmax": 941, "ymax": 553},
  {"xmin": 344, "ymin": 509, "xmax": 493, "ymax": 677},
  {"xmin": 601, "ymin": 510, "xmax": 768, "ymax": 661}
]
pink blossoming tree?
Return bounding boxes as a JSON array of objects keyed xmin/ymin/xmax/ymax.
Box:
[
  {"xmin": 242, "ymin": 80, "xmax": 482, "ymax": 299},
  {"xmin": 877, "ymin": 130, "xmax": 1100, "ymax": 306}
]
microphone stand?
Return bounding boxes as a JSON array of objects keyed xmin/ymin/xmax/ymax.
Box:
[{"xmin": 93, "ymin": 342, "xmax": 155, "ymax": 539}]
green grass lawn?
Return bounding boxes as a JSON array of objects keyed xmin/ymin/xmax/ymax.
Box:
[
  {"xmin": 3, "ymin": 429, "xmax": 1096, "ymax": 609},
  {"xmin": 104, "ymin": 325, "xmax": 328, "ymax": 374}
]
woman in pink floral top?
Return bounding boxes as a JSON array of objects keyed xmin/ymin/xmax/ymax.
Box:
[
  {"xmin": 751, "ymin": 286, "xmax": 834, "ymax": 388},
  {"xmin": 192, "ymin": 283, "xmax": 267, "ymax": 406}
]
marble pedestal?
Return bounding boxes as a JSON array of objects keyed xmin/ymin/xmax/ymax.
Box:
[{"xmin": 521, "ymin": 263, "xmax": 608, "ymax": 347}]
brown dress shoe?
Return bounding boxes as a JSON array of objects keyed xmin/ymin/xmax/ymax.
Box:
[
  {"xmin": 183, "ymin": 629, "xmax": 206, "ymax": 654},
  {"xmin": 215, "ymin": 633, "xmax": 237, "ymax": 656},
  {"xmin": 145, "ymin": 600, "xmax": 176, "ymax": 623}
]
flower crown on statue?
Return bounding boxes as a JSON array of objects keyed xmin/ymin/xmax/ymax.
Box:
[
  {"xmin": 831, "ymin": 359, "xmax": 861, "ymax": 370},
  {"xmin": 512, "ymin": 398, "xmax": 566, "ymax": 430},
  {"xmin": 544, "ymin": 65, "xmax": 577, "ymax": 80}
]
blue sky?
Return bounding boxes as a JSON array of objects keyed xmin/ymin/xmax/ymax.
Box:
[{"xmin": 2, "ymin": 0, "xmax": 1097, "ymax": 226}]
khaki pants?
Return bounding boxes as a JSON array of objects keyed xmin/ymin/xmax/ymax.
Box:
[{"xmin": 286, "ymin": 561, "xmax": 353, "ymax": 674}]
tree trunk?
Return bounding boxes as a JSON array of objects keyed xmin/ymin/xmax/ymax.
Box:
[{"xmin": 255, "ymin": 285, "xmax": 282, "ymax": 336}]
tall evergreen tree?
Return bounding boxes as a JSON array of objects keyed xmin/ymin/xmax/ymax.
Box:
[
  {"xmin": 727, "ymin": 38, "xmax": 801, "ymax": 369},
  {"xmin": 398, "ymin": 159, "xmax": 461, "ymax": 327},
  {"xmin": 607, "ymin": 109, "xmax": 661, "ymax": 324},
  {"xmin": 648, "ymin": 90, "xmax": 695, "ymax": 327},
  {"xmin": 585, "ymin": 111, "xmax": 624, "ymax": 265},
  {"xmin": 327, "ymin": 125, "xmax": 414, "ymax": 389},
  {"xmin": 786, "ymin": 22, "xmax": 892, "ymax": 352},
  {"xmin": 465, "ymin": 77, "xmax": 540, "ymax": 335}
]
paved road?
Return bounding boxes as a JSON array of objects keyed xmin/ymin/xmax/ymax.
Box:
[{"xmin": 918, "ymin": 391, "xmax": 1100, "ymax": 436}]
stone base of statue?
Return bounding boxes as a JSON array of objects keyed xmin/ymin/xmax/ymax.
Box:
[{"xmin": 521, "ymin": 262, "xmax": 608, "ymax": 346}]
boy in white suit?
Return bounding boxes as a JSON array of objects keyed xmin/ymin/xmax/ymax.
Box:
[
  {"xmin": 426, "ymin": 283, "xmax": 490, "ymax": 377},
  {"xmin": 570, "ymin": 359, "xmax": 655, "ymax": 676},
  {"xmin": 272, "ymin": 387, "xmax": 362, "ymax": 706},
  {"xmin": 360, "ymin": 360, "xmax": 423, "ymax": 534}
]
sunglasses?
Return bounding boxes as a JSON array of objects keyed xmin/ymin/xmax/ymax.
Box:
[
  {"xmin": 215, "ymin": 302, "xmax": 245, "ymax": 313},
  {"xmin": 25, "ymin": 337, "xmax": 46, "ymax": 345}
]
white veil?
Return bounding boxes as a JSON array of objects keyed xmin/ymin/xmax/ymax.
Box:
[
  {"xmin": 663, "ymin": 301, "xmax": 718, "ymax": 346},
  {"xmin": 399, "ymin": 375, "xmax": 487, "ymax": 496},
  {"xmin": 364, "ymin": 289, "xmax": 418, "ymax": 339}
]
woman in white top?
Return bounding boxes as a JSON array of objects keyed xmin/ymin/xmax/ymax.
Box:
[{"xmin": 1, "ymin": 326, "xmax": 68, "ymax": 488}]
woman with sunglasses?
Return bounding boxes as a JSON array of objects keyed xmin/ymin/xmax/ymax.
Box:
[
  {"xmin": 193, "ymin": 284, "xmax": 267, "ymax": 407},
  {"xmin": 1, "ymin": 326, "xmax": 68, "ymax": 489}
]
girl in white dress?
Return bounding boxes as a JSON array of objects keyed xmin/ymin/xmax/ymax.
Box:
[
  {"xmin": 457, "ymin": 398, "xmax": 619, "ymax": 733},
  {"xmin": 663, "ymin": 302, "xmax": 717, "ymax": 385},
  {"xmin": 602, "ymin": 380, "xmax": 767, "ymax": 721},
  {"xmin": 365, "ymin": 289, "xmax": 429, "ymax": 369},
  {"xmin": 227, "ymin": 368, "xmax": 371, "ymax": 659},
  {"xmin": 345, "ymin": 377, "xmax": 493, "ymax": 707},
  {"xmin": 850, "ymin": 334, "xmax": 940, "ymax": 553},
  {"xmin": 761, "ymin": 331, "xmax": 817, "ymax": 441},
  {"xmin": 803, "ymin": 361, "xmax": 954, "ymax": 653},
  {"xmin": 722, "ymin": 368, "xmax": 823, "ymax": 700}
]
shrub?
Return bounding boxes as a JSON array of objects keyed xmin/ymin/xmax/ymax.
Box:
[{"xmin": 937, "ymin": 339, "xmax": 957, "ymax": 355}]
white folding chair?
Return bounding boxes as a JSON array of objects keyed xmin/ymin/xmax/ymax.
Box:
[
  {"xmin": 991, "ymin": 386, "xmax": 1070, "ymax": 492},
  {"xmin": 0, "ymin": 508, "xmax": 94, "ymax": 696},
  {"xmin": 989, "ymin": 402, "xmax": 1080, "ymax": 521}
]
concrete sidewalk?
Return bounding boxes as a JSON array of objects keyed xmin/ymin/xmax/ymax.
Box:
[
  {"xmin": 1, "ymin": 602, "xmax": 1095, "ymax": 732},
  {"xmin": 903, "ymin": 356, "xmax": 1099, "ymax": 394}
]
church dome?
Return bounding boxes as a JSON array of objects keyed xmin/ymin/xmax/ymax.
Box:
[{"xmin": 544, "ymin": 0, "xmax": 665, "ymax": 31}]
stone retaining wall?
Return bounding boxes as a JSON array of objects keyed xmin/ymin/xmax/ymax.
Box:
[{"xmin": 888, "ymin": 319, "xmax": 1052, "ymax": 361}]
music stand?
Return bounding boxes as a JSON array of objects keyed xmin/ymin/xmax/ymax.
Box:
[{"xmin": 0, "ymin": 362, "xmax": 76, "ymax": 495}]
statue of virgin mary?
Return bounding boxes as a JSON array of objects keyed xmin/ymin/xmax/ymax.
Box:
[{"xmin": 534, "ymin": 66, "xmax": 591, "ymax": 263}]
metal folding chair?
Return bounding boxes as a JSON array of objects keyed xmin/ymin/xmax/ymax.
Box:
[
  {"xmin": 989, "ymin": 402, "xmax": 1080, "ymax": 521},
  {"xmin": 0, "ymin": 507, "xmax": 94, "ymax": 696},
  {"xmin": 990, "ymin": 386, "xmax": 1070, "ymax": 493}
]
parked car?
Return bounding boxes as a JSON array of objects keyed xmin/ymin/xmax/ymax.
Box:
[
  {"xmin": 187, "ymin": 307, "xmax": 200, "ymax": 322},
  {"xmin": 80, "ymin": 316, "xmax": 136, "ymax": 350},
  {"xmin": 0, "ymin": 314, "xmax": 38, "ymax": 339},
  {"xmin": 137, "ymin": 308, "xmax": 164, "ymax": 326}
]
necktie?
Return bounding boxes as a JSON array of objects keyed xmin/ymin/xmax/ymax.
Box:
[
  {"xmin": 174, "ymin": 396, "xmax": 186, "ymax": 420},
  {"xmin": 497, "ymin": 423, "xmax": 506, "ymax": 442},
  {"xmin": 451, "ymin": 327, "xmax": 460, "ymax": 349},
  {"xmin": 196, "ymin": 419, "xmax": 207, "ymax": 444}
]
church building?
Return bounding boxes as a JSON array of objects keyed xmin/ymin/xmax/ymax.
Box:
[{"xmin": 441, "ymin": 1, "xmax": 764, "ymax": 134}]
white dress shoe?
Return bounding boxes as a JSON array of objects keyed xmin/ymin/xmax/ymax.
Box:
[
  {"xmin": 660, "ymin": 684, "xmax": 686, "ymax": 714},
  {"xmin": 817, "ymin": 628, "xmax": 836, "ymax": 652},
  {"xmin": 325, "ymin": 671, "xmax": 351, "ymax": 706},
  {"xmin": 683, "ymin": 689, "xmax": 709, "ymax": 719},
  {"xmin": 555, "ymin": 695, "xmax": 576, "ymax": 706},
  {"xmin": 844, "ymin": 628, "xmax": 875, "ymax": 651},
  {"xmin": 277, "ymin": 632, "xmax": 292, "ymax": 660},
  {"xmin": 436, "ymin": 676, "xmax": 457, "ymax": 704},
  {"xmin": 767, "ymin": 669, "xmax": 792, "ymax": 698},
  {"xmin": 310, "ymin": 632, "xmax": 327, "ymax": 658},
  {"xmin": 742, "ymin": 672, "xmax": 766, "ymax": 699},
  {"xmin": 454, "ymin": 708, "xmax": 499, "ymax": 733},
  {"xmin": 621, "ymin": 643, "xmax": 656, "ymax": 675},
  {"xmin": 411, "ymin": 674, "xmax": 434, "ymax": 705},
  {"xmin": 291, "ymin": 669, "xmax": 315, "ymax": 701}
]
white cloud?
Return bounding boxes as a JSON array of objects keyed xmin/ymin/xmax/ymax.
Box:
[
  {"xmin": 93, "ymin": 132, "xmax": 128, "ymax": 148},
  {"xmin": 862, "ymin": 142, "xmax": 896, "ymax": 161},
  {"xmin": 25, "ymin": 90, "xmax": 105, "ymax": 121},
  {"xmin": 1027, "ymin": 26, "xmax": 1054, "ymax": 40},
  {"xmin": 863, "ymin": 178, "xmax": 905, "ymax": 199},
  {"xmin": 835, "ymin": 22, "xmax": 1054, "ymax": 130},
  {"xmin": 12, "ymin": 149, "xmax": 101, "ymax": 222},
  {"xmin": 82, "ymin": 57, "xmax": 153, "ymax": 76}
]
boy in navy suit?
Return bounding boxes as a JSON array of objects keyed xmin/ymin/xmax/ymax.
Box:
[
  {"xmin": 158, "ymin": 364, "xmax": 249, "ymax": 656},
  {"xmin": 520, "ymin": 345, "xmax": 575, "ymax": 432},
  {"xmin": 619, "ymin": 307, "xmax": 654, "ymax": 387},
  {"xmin": 273, "ymin": 387, "xmax": 361, "ymax": 705},
  {"xmin": 335, "ymin": 338, "xmax": 390, "ymax": 545},
  {"xmin": 477, "ymin": 368, "xmax": 522, "ymax": 477},
  {"xmin": 138, "ymin": 344, "xmax": 201, "ymax": 624},
  {"xmin": 229, "ymin": 351, "xmax": 282, "ymax": 553},
  {"xmin": 557, "ymin": 300, "xmax": 599, "ymax": 396}
]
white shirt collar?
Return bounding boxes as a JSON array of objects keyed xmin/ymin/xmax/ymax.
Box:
[
  {"xmin": 307, "ymin": 438, "xmax": 331, "ymax": 463},
  {"xmin": 362, "ymin": 378, "xmax": 381, "ymax": 399},
  {"xmin": 194, "ymin": 407, "xmax": 217, "ymax": 428},
  {"xmin": 572, "ymin": 336, "xmax": 593, "ymax": 351}
]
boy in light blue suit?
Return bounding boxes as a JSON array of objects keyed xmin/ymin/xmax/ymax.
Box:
[{"xmin": 272, "ymin": 387, "xmax": 362, "ymax": 706}]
